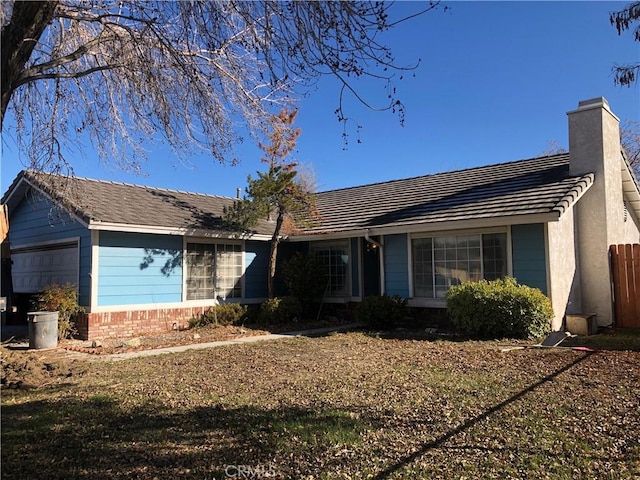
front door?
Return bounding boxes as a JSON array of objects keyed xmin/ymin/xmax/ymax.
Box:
[{"xmin": 362, "ymin": 237, "xmax": 380, "ymax": 297}]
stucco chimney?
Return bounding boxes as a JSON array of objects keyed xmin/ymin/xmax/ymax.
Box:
[{"xmin": 567, "ymin": 97, "xmax": 623, "ymax": 326}]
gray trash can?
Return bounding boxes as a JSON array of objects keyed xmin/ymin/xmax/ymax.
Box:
[{"xmin": 28, "ymin": 311, "xmax": 59, "ymax": 349}]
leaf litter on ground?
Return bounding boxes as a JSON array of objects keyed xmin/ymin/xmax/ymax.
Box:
[{"xmin": 1, "ymin": 330, "xmax": 639, "ymax": 479}]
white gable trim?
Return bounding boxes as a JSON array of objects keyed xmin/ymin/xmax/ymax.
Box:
[
  {"xmin": 621, "ymin": 154, "xmax": 640, "ymax": 220},
  {"xmin": 4, "ymin": 176, "xmax": 90, "ymax": 229},
  {"xmin": 87, "ymin": 220, "xmax": 272, "ymax": 241}
]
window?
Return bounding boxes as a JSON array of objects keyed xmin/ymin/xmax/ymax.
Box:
[
  {"xmin": 482, "ymin": 234, "xmax": 508, "ymax": 281},
  {"xmin": 186, "ymin": 243, "xmax": 242, "ymax": 300},
  {"xmin": 412, "ymin": 233, "xmax": 507, "ymax": 298},
  {"xmin": 311, "ymin": 241, "xmax": 350, "ymax": 296}
]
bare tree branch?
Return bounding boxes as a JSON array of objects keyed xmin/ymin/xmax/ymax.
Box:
[
  {"xmin": 621, "ymin": 119, "xmax": 640, "ymax": 176},
  {"xmin": 610, "ymin": 1, "xmax": 640, "ymax": 86},
  {"xmin": 2, "ymin": 0, "xmax": 442, "ymax": 174}
]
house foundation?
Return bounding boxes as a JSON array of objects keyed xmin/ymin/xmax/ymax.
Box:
[{"xmin": 76, "ymin": 306, "xmax": 211, "ymax": 340}]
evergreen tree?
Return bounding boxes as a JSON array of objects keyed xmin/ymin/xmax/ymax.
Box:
[{"xmin": 224, "ymin": 109, "xmax": 317, "ymax": 298}]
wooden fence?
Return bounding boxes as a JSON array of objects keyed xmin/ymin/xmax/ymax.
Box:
[{"xmin": 609, "ymin": 244, "xmax": 640, "ymax": 328}]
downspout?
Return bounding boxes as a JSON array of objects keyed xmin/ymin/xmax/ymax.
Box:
[{"xmin": 364, "ymin": 229, "xmax": 385, "ymax": 295}]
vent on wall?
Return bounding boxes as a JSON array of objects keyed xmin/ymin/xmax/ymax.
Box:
[{"xmin": 623, "ymin": 200, "xmax": 629, "ymax": 223}]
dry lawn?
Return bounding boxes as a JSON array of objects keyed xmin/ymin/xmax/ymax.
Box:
[{"xmin": 2, "ymin": 330, "xmax": 639, "ymax": 479}]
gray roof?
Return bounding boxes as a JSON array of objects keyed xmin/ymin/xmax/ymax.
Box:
[
  {"xmin": 3, "ymin": 170, "xmax": 276, "ymax": 236},
  {"xmin": 3, "ymin": 153, "xmax": 595, "ymax": 239},
  {"xmin": 302, "ymin": 153, "xmax": 594, "ymax": 235}
]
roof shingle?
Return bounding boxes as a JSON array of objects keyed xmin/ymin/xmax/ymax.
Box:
[
  {"xmin": 301, "ymin": 154, "xmax": 593, "ymax": 234},
  {"xmin": 3, "ymin": 153, "xmax": 594, "ymax": 238},
  {"xmin": 4, "ymin": 171, "xmax": 276, "ymax": 236}
]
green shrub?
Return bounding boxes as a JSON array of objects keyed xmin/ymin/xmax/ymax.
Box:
[
  {"xmin": 446, "ymin": 277, "xmax": 553, "ymax": 339},
  {"xmin": 34, "ymin": 283, "xmax": 84, "ymax": 339},
  {"xmin": 258, "ymin": 296, "xmax": 303, "ymax": 325},
  {"xmin": 355, "ymin": 295, "xmax": 407, "ymax": 330},
  {"xmin": 189, "ymin": 303, "xmax": 246, "ymax": 328},
  {"xmin": 243, "ymin": 304, "xmax": 262, "ymax": 325},
  {"xmin": 281, "ymin": 252, "xmax": 327, "ymax": 316}
]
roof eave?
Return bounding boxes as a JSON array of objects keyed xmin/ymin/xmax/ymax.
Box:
[
  {"xmin": 288, "ymin": 212, "xmax": 561, "ymax": 242},
  {"xmin": 552, "ymin": 173, "xmax": 595, "ymax": 217},
  {"xmin": 620, "ymin": 152, "xmax": 640, "ymax": 220},
  {"xmin": 87, "ymin": 221, "xmax": 272, "ymax": 240},
  {"xmin": 2, "ymin": 173, "xmax": 91, "ymax": 228}
]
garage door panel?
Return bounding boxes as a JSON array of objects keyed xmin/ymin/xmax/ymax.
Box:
[{"xmin": 11, "ymin": 245, "xmax": 79, "ymax": 293}]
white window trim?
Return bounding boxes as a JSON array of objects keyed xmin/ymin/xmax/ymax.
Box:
[
  {"xmin": 309, "ymin": 239, "xmax": 352, "ymax": 298},
  {"xmin": 408, "ymin": 227, "xmax": 511, "ymax": 299},
  {"xmin": 410, "ymin": 226, "xmax": 508, "ymax": 240},
  {"xmin": 182, "ymin": 237, "xmax": 245, "ymax": 302},
  {"xmin": 90, "ymin": 230, "xmax": 99, "ymax": 310}
]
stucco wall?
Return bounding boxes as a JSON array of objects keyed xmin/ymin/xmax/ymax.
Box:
[
  {"xmin": 546, "ymin": 210, "xmax": 581, "ymax": 331},
  {"xmin": 568, "ymin": 98, "xmax": 628, "ymax": 326}
]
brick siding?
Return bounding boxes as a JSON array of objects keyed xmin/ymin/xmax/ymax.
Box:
[{"xmin": 75, "ymin": 306, "xmax": 212, "ymax": 340}]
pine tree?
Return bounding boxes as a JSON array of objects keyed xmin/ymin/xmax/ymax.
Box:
[{"xmin": 224, "ymin": 109, "xmax": 317, "ymax": 298}]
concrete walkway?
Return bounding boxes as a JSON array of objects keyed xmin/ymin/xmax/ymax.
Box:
[
  {"xmin": 98, "ymin": 324, "xmax": 360, "ymax": 361},
  {"xmin": 3, "ymin": 323, "xmax": 361, "ymax": 361}
]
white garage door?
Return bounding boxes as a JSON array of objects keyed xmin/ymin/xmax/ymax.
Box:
[{"xmin": 11, "ymin": 242, "xmax": 79, "ymax": 293}]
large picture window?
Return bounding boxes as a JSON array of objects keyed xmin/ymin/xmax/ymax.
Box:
[
  {"xmin": 186, "ymin": 243, "xmax": 242, "ymax": 300},
  {"xmin": 412, "ymin": 233, "xmax": 507, "ymax": 299},
  {"xmin": 311, "ymin": 241, "xmax": 350, "ymax": 296}
]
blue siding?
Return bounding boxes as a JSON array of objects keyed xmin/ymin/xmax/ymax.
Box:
[
  {"xmin": 350, "ymin": 238, "xmax": 360, "ymax": 297},
  {"xmin": 8, "ymin": 192, "xmax": 92, "ymax": 306},
  {"xmin": 384, "ymin": 234, "xmax": 410, "ymax": 297},
  {"xmin": 511, "ymin": 224, "xmax": 547, "ymax": 294},
  {"xmin": 97, "ymin": 231, "xmax": 182, "ymax": 306},
  {"xmin": 245, "ymin": 240, "xmax": 270, "ymax": 299}
]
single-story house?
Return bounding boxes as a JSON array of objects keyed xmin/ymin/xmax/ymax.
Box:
[{"xmin": 2, "ymin": 97, "xmax": 639, "ymax": 339}]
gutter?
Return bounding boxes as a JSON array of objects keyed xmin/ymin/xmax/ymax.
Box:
[
  {"xmin": 287, "ymin": 212, "xmax": 561, "ymax": 242},
  {"xmin": 364, "ymin": 229, "xmax": 385, "ymax": 296}
]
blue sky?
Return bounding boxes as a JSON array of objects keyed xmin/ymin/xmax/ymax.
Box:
[{"xmin": 2, "ymin": 1, "xmax": 639, "ymax": 197}]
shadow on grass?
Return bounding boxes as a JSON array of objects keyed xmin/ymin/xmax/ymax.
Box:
[
  {"xmin": 370, "ymin": 352, "xmax": 596, "ymax": 479},
  {"xmin": 361, "ymin": 327, "xmax": 469, "ymax": 343},
  {"xmin": 2, "ymin": 345, "xmax": 628, "ymax": 479},
  {"xmin": 365, "ymin": 327, "xmax": 640, "ymax": 351},
  {"xmin": 563, "ymin": 328, "xmax": 640, "ymax": 352},
  {"xmin": 1, "ymin": 396, "xmax": 368, "ymax": 479}
]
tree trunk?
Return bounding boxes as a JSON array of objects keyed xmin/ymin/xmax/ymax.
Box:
[
  {"xmin": 1, "ymin": 1, "xmax": 57, "ymax": 127},
  {"xmin": 267, "ymin": 207, "xmax": 285, "ymax": 299}
]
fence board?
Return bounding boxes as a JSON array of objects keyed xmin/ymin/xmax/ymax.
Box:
[{"xmin": 610, "ymin": 244, "xmax": 640, "ymax": 328}]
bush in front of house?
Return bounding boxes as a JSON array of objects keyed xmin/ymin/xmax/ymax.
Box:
[
  {"xmin": 355, "ymin": 295, "xmax": 408, "ymax": 330},
  {"xmin": 189, "ymin": 303, "xmax": 247, "ymax": 328},
  {"xmin": 281, "ymin": 252, "xmax": 327, "ymax": 317},
  {"xmin": 34, "ymin": 283, "xmax": 84, "ymax": 339},
  {"xmin": 446, "ymin": 277, "xmax": 553, "ymax": 339},
  {"xmin": 257, "ymin": 296, "xmax": 303, "ymax": 325}
]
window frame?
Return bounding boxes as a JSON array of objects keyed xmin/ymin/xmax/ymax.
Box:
[
  {"xmin": 409, "ymin": 228, "xmax": 510, "ymax": 300},
  {"xmin": 309, "ymin": 239, "xmax": 352, "ymax": 298},
  {"xmin": 184, "ymin": 239, "xmax": 244, "ymax": 303}
]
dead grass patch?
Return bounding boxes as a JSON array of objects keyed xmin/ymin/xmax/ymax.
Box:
[{"xmin": 2, "ymin": 331, "xmax": 639, "ymax": 479}]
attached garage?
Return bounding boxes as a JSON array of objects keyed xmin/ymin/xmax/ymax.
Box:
[{"xmin": 11, "ymin": 239, "xmax": 79, "ymax": 293}]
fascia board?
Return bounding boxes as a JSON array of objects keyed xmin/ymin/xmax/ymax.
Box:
[
  {"xmin": 287, "ymin": 212, "xmax": 559, "ymax": 242},
  {"xmin": 87, "ymin": 221, "xmax": 271, "ymax": 240},
  {"xmin": 5, "ymin": 177, "xmax": 90, "ymax": 229}
]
